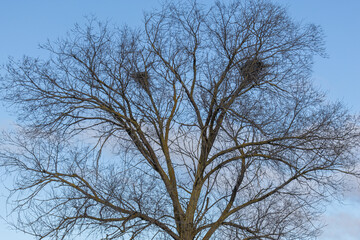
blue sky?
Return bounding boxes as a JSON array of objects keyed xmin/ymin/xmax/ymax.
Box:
[{"xmin": 0, "ymin": 0, "xmax": 359, "ymax": 239}]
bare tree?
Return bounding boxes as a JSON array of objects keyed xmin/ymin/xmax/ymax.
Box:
[{"xmin": 1, "ymin": 0, "xmax": 359, "ymax": 239}]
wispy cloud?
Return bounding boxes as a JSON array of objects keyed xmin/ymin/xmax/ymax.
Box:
[{"xmin": 319, "ymin": 201, "xmax": 360, "ymax": 240}]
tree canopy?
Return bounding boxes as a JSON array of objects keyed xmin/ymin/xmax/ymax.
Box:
[{"xmin": 1, "ymin": 0, "xmax": 359, "ymax": 239}]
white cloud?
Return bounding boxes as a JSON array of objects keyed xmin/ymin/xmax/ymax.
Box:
[{"xmin": 319, "ymin": 200, "xmax": 360, "ymax": 240}]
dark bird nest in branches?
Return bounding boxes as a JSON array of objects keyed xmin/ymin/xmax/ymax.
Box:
[
  {"xmin": 130, "ymin": 71, "xmax": 150, "ymax": 92},
  {"xmin": 240, "ymin": 58, "xmax": 268, "ymax": 85}
]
